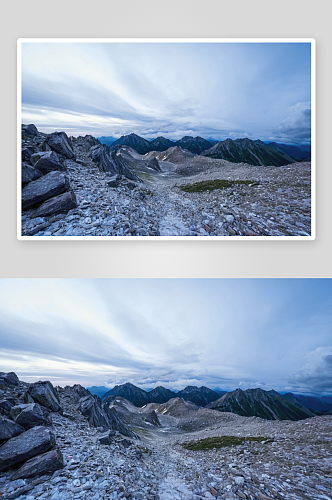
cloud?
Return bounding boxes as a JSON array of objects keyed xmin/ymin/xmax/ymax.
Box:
[
  {"xmin": 287, "ymin": 347, "xmax": 332, "ymax": 394},
  {"xmin": 270, "ymin": 102, "xmax": 311, "ymax": 144}
]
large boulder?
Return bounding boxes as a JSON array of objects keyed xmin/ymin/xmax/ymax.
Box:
[
  {"xmin": 22, "ymin": 124, "xmax": 38, "ymax": 137},
  {"xmin": 46, "ymin": 132, "xmax": 75, "ymax": 159},
  {"xmin": 31, "ymin": 190, "xmax": 77, "ymax": 218},
  {"xmin": 0, "ymin": 398, "xmax": 15, "ymax": 417},
  {"xmin": 97, "ymin": 429, "xmax": 116, "ymax": 445},
  {"xmin": 22, "ymin": 147, "xmax": 34, "ymax": 162},
  {"xmin": 22, "ymin": 171, "xmax": 70, "ymax": 209},
  {"xmin": 0, "ymin": 372, "xmax": 19, "ymax": 387},
  {"xmin": 11, "ymin": 448, "xmax": 64, "ymax": 480},
  {"xmin": 0, "ymin": 415, "xmax": 24, "ymax": 443},
  {"xmin": 12, "ymin": 403, "xmax": 51, "ymax": 430},
  {"xmin": 33, "ymin": 151, "xmax": 65, "ymax": 175},
  {"xmin": 22, "ymin": 163, "xmax": 43, "ymax": 185},
  {"xmin": 27, "ymin": 381, "xmax": 62, "ymax": 413},
  {"xmin": 0, "ymin": 426, "xmax": 55, "ymax": 471}
]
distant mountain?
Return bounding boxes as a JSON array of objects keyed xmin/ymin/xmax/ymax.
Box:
[
  {"xmin": 97, "ymin": 136, "xmax": 117, "ymax": 147},
  {"xmin": 177, "ymin": 386, "xmax": 220, "ymax": 407},
  {"xmin": 102, "ymin": 382, "xmax": 153, "ymax": 407},
  {"xmin": 282, "ymin": 393, "xmax": 332, "ymax": 413},
  {"xmin": 86, "ymin": 386, "xmax": 109, "ymax": 398},
  {"xmin": 202, "ymin": 138, "xmax": 296, "ymax": 167},
  {"xmin": 206, "ymin": 388, "xmax": 315, "ymax": 420},
  {"xmin": 175, "ymin": 136, "xmax": 213, "ymax": 155},
  {"xmin": 148, "ymin": 386, "xmax": 176, "ymax": 404},
  {"xmin": 149, "ymin": 136, "xmax": 175, "ymax": 152},
  {"xmin": 155, "ymin": 146, "xmax": 195, "ymax": 163},
  {"xmin": 155, "ymin": 398, "xmax": 199, "ymax": 418},
  {"xmin": 110, "ymin": 133, "xmax": 153, "ymax": 155},
  {"xmin": 266, "ymin": 142, "xmax": 310, "ymax": 161}
]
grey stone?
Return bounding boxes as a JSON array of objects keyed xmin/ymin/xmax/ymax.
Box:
[
  {"xmin": 11, "ymin": 448, "xmax": 65, "ymax": 480},
  {"xmin": 28, "ymin": 381, "xmax": 62, "ymax": 413},
  {"xmin": 0, "ymin": 415, "xmax": 24, "ymax": 443},
  {"xmin": 0, "ymin": 372, "xmax": 19, "ymax": 387},
  {"xmin": 0, "ymin": 426, "xmax": 55, "ymax": 471},
  {"xmin": 22, "ymin": 124, "xmax": 38, "ymax": 137},
  {"xmin": 33, "ymin": 151, "xmax": 65, "ymax": 175},
  {"xmin": 97, "ymin": 430, "xmax": 116, "ymax": 445},
  {"xmin": 46, "ymin": 132, "xmax": 75, "ymax": 159},
  {"xmin": 13, "ymin": 403, "xmax": 51, "ymax": 430},
  {"xmin": 31, "ymin": 190, "xmax": 77, "ymax": 219},
  {"xmin": 22, "ymin": 171, "xmax": 70, "ymax": 209},
  {"xmin": 22, "ymin": 163, "xmax": 43, "ymax": 185}
]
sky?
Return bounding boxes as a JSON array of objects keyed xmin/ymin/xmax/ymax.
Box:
[
  {"xmin": 21, "ymin": 41, "xmax": 312, "ymax": 145},
  {"xmin": 0, "ymin": 278, "xmax": 331, "ymax": 395}
]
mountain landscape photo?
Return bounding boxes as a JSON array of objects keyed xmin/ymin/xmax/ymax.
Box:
[
  {"xmin": 19, "ymin": 40, "xmax": 313, "ymax": 237},
  {"xmin": 0, "ymin": 278, "xmax": 331, "ymax": 500}
]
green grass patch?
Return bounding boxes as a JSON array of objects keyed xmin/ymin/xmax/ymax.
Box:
[
  {"xmin": 179, "ymin": 179, "xmax": 258, "ymax": 193},
  {"xmin": 181, "ymin": 435, "xmax": 273, "ymax": 451}
]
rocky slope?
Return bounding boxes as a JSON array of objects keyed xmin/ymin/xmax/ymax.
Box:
[
  {"xmin": 206, "ymin": 388, "xmax": 315, "ymax": 420},
  {"xmin": 0, "ymin": 372, "xmax": 331, "ymax": 500},
  {"xmin": 21, "ymin": 126, "xmax": 312, "ymax": 237}
]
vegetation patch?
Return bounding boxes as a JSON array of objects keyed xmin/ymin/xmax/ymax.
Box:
[
  {"xmin": 179, "ymin": 180, "xmax": 258, "ymax": 193},
  {"xmin": 181, "ymin": 435, "xmax": 273, "ymax": 451}
]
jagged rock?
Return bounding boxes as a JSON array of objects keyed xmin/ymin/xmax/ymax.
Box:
[
  {"xmin": 146, "ymin": 157, "xmax": 161, "ymax": 171},
  {"xmin": 125, "ymin": 182, "xmax": 137, "ymax": 190},
  {"xmin": 46, "ymin": 131, "xmax": 75, "ymax": 159},
  {"xmin": 11, "ymin": 448, "xmax": 64, "ymax": 480},
  {"xmin": 0, "ymin": 372, "xmax": 19, "ymax": 387},
  {"xmin": 118, "ymin": 438, "xmax": 132, "ymax": 447},
  {"xmin": 143, "ymin": 410, "xmax": 161, "ymax": 427},
  {"xmin": 0, "ymin": 398, "xmax": 15, "ymax": 416},
  {"xmin": 10, "ymin": 404, "xmax": 31, "ymax": 420},
  {"xmin": 22, "ymin": 171, "xmax": 70, "ymax": 209},
  {"xmin": 0, "ymin": 415, "xmax": 24, "ymax": 443},
  {"xmin": 22, "ymin": 124, "xmax": 38, "ymax": 137},
  {"xmin": 30, "ymin": 152, "xmax": 50, "ymax": 167},
  {"xmin": 12, "ymin": 403, "xmax": 51, "ymax": 430},
  {"xmin": 82, "ymin": 135, "xmax": 100, "ymax": 151},
  {"xmin": 22, "ymin": 148, "xmax": 34, "ymax": 162},
  {"xmin": 79, "ymin": 395, "xmax": 110, "ymax": 429},
  {"xmin": 31, "ymin": 190, "xmax": 77, "ymax": 218},
  {"xmin": 98, "ymin": 429, "xmax": 116, "ymax": 445},
  {"xmin": 0, "ymin": 426, "xmax": 55, "ymax": 471},
  {"xmin": 102, "ymin": 404, "xmax": 138, "ymax": 439},
  {"xmin": 107, "ymin": 176, "xmax": 118, "ymax": 188},
  {"xmin": 89, "ymin": 144, "xmax": 142, "ymax": 183},
  {"xmin": 23, "ymin": 392, "xmax": 35, "ymax": 404},
  {"xmin": 27, "ymin": 381, "xmax": 62, "ymax": 413},
  {"xmin": 33, "ymin": 151, "xmax": 65, "ymax": 175},
  {"xmin": 22, "ymin": 163, "xmax": 43, "ymax": 185}
]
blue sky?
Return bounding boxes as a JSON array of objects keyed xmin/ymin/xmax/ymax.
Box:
[
  {"xmin": 0, "ymin": 279, "xmax": 330, "ymax": 394},
  {"xmin": 21, "ymin": 41, "xmax": 312, "ymax": 144}
]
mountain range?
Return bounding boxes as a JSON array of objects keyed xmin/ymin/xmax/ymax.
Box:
[
  {"xmin": 87, "ymin": 382, "xmax": 332, "ymax": 421},
  {"xmin": 97, "ymin": 133, "xmax": 310, "ymax": 166}
]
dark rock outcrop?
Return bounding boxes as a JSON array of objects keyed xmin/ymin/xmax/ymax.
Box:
[
  {"xmin": 0, "ymin": 398, "xmax": 15, "ymax": 417},
  {"xmin": 0, "ymin": 426, "xmax": 55, "ymax": 471},
  {"xmin": 11, "ymin": 448, "xmax": 64, "ymax": 480},
  {"xmin": 31, "ymin": 190, "xmax": 77, "ymax": 218},
  {"xmin": 0, "ymin": 372, "xmax": 19, "ymax": 387},
  {"xmin": 143, "ymin": 410, "xmax": 161, "ymax": 426},
  {"xmin": 89, "ymin": 144, "xmax": 142, "ymax": 183},
  {"xmin": 146, "ymin": 157, "xmax": 161, "ymax": 171},
  {"xmin": 27, "ymin": 381, "xmax": 62, "ymax": 413},
  {"xmin": 22, "ymin": 163, "xmax": 43, "ymax": 185},
  {"xmin": 22, "ymin": 124, "xmax": 38, "ymax": 137},
  {"xmin": 32, "ymin": 151, "xmax": 65, "ymax": 175},
  {"xmin": 12, "ymin": 403, "xmax": 51, "ymax": 430},
  {"xmin": 46, "ymin": 131, "xmax": 75, "ymax": 159},
  {"xmin": 22, "ymin": 171, "xmax": 70, "ymax": 209},
  {"xmin": 0, "ymin": 415, "xmax": 24, "ymax": 443}
]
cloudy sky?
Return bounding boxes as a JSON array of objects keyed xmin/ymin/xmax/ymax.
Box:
[
  {"xmin": 0, "ymin": 279, "xmax": 330, "ymax": 395},
  {"xmin": 21, "ymin": 41, "xmax": 312, "ymax": 144}
]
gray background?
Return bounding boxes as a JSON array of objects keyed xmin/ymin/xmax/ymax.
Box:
[{"xmin": 2, "ymin": 0, "xmax": 330, "ymax": 278}]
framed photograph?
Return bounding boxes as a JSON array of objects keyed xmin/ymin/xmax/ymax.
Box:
[{"xmin": 18, "ymin": 38, "xmax": 315, "ymax": 240}]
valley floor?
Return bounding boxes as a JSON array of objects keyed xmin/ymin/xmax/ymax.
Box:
[{"xmin": 21, "ymin": 141, "xmax": 311, "ymax": 237}]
